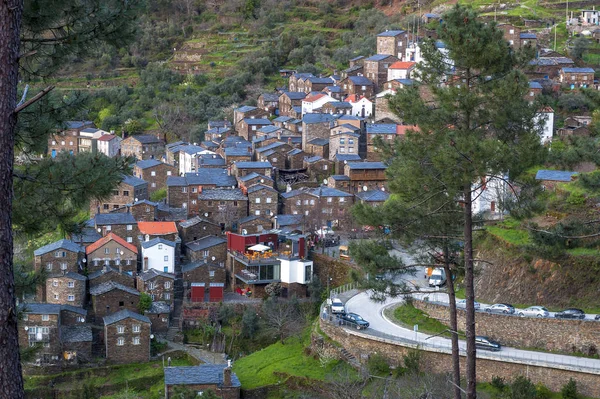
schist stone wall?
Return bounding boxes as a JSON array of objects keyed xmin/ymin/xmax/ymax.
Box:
[{"xmin": 413, "ymin": 300, "xmax": 600, "ymax": 356}]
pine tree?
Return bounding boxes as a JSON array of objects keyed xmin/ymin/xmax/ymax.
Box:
[
  {"xmin": 382, "ymin": 5, "xmax": 544, "ymax": 398},
  {"xmin": 0, "ymin": 1, "xmax": 142, "ymax": 396}
]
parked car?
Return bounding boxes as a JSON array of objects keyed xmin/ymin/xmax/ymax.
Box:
[
  {"xmin": 555, "ymin": 308, "xmax": 585, "ymax": 319},
  {"xmin": 517, "ymin": 306, "xmax": 550, "ymax": 318},
  {"xmin": 475, "ymin": 336, "xmax": 502, "ymax": 351},
  {"xmin": 337, "ymin": 313, "xmax": 370, "ymax": 330},
  {"xmin": 428, "ymin": 268, "xmax": 446, "ymax": 287},
  {"xmin": 595, "ymin": 314, "xmax": 600, "ymax": 321},
  {"xmin": 330, "ymin": 298, "xmax": 345, "ymax": 314},
  {"xmin": 316, "ymin": 227, "xmax": 334, "ymax": 238},
  {"xmin": 485, "ymin": 303, "xmax": 515, "ymax": 314},
  {"xmin": 322, "ymin": 236, "xmax": 339, "ymax": 247},
  {"xmin": 456, "ymin": 299, "xmax": 481, "ymax": 310}
]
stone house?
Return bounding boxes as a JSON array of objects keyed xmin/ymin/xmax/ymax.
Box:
[
  {"xmin": 321, "ymin": 101, "xmax": 353, "ymax": 115},
  {"xmin": 233, "ymin": 106, "xmax": 269, "ymax": 135},
  {"xmin": 255, "ymin": 143, "xmax": 291, "ymax": 170},
  {"xmin": 322, "ymin": 85, "xmax": 344, "ymax": 100},
  {"xmin": 288, "ymin": 72, "xmax": 314, "ymax": 92},
  {"xmin": 527, "ymin": 57, "xmax": 574, "ymax": 80},
  {"xmin": 281, "ymin": 186, "xmax": 353, "ymax": 229},
  {"xmin": 88, "ymin": 265, "xmax": 135, "ymax": 288},
  {"xmin": 182, "ymin": 261, "xmax": 227, "ymax": 295},
  {"xmin": 246, "ymin": 184, "xmax": 279, "ymax": 217},
  {"xmin": 302, "ymin": 113, "xmax": 338, "ymax": 150},
  {"xmin": 90, "ymin": 281, "xmax": 140, "ymax": 321},
  {"xmin": 305, "ymin": 138, "xmax": 329, "ymax": 159},
  {"xmin": 237, "ymin": 172, "xmax": 275, "ymax": 189},
  {"xmin": 376, "ymin": 30, "xmax": 409, "ymax": 59},
  {"xmin": 196, "ymin": 189, "xmax": 248, "ymax": 230},
  {"xmin": 224, "ymin": 146, "xmax": 253, "ymax": 165},
  {"xmin": 527, "ymin": 81, "xmax": 543, "ymax": 101},
  {"xmin": 344, "ymin": 161, "xmax": 388, "ymax": 193},
  {"xmin": 120, "ymin": 134, "xmax": 165, "ymax": 161},
  {"xmin": 93, "ymin": 213, "xmax": 140, "ymax": 247},
  {"xmin": 186, "ymin": 236, "xmax": 227, "ymax": 264},
  {"xmin": 164, "ymin": 364, "xmax": 241, "ymax": 399},
  {"xmin": 231, "ymin": 161, "xmax": 273, "ymax": 178},
  {"xmin": 355, "ymin": 189, "xmax": 390, "ymax": 206},
  {"xmin": 332, "ymin": 153, "xmax": 362, "ymax": 174},
  {"xmin": 340, "ymin": 76, "xmax": 375, "ymax": 100},
  {"xmin": 178, "ymin": 216, "xmax": 222, "ymax": 244},
  {"xmin": 136, "ymin": 269, "xmax": 175, "ymax": 304},
  {"xmin": 303, "ymin": 77, "xmax": 334, "ymax": 94},
  {"xmin": 387, "ymin": 61, "xmax": 416, "ymax": 81},
  {"xmin": 365, "ymin": 123, "xmax": 400, "ymax": 160},
  {"xmin": 86, "ymin": 232, "xmax": 138, "ymax": 274},
  {"xmin": 45, "ymin": 272, "xmax": 87, "ymax": 307},
  {"xmin": 559, "ymin": 67, "xmax": 595, "ymax": 88},
  {"xmin": 329, "ymin": 123, "xmax": 366, "ymax": 161},
  {"xmin": 112, "ymin": 199, "xmax": 158, "ymax": 222},
  {"xmin": 237, "ymin": 215, "xmax": 272, "ymax": 234},
  {"xmin": 208, "ymin": 120, "xmax": 231, "ymax": 130},
  {"xmin": 257, "ymin": 93, "xmax": 281, "ymax": 114},
  {"xmin": 165, "ymin": 141, "xmax": 188, "ymax": 167},
  {"xmin": 279, "ymin": 92, "xmax": 307, "ymax": 117},
  {"xmin": 103, "ymin": 310, "xmax": 151, "ymax": 364},
  {"xmin": 34, "ymin": 239, "xmax": 84, "ymax": 302},
  {"xmin": 286, "ymin": 148, "xmax": 306, "ymax": 170},
  {"xmin": 205, "ymin": 127, "xmax": 231, "ymax": 143},
  {"xmin": 520, "ymin": 32, "xmax": 537, "ymax": 48},
  {"xmin": 90, "ymin": 175, "xmax": 148, "ymax": 216},
  {"xmin": 341, "ymin": 64, "xmax": 364, "ymax": 81},
  {"xmin": 272, "ymin": 115, "xmax": 294, "ymax": 129},
  {"xmin": 47, "ymin": 121, "xmax": 95, "ymax": 157},
  {"xmin": 364, "ymin": 54, "xmax": 399, "ymax": 89},
  {"xmin": 327, "ymin": 175, "xmax": 351, "ymax": 191},
  {"xmin": 141, "ymin": 238, "xmax": 176, "ymax": 274},
  {"xmin": 304, "ymin": 156, "xmax": 334, "ymax": 181},
  {"xmin": 133, "ymin": 159, "xmax": 177, "ymax": 194},
  {"xmin": 165, "ymin": 169, "xmax": 237, "ymax": 212},
  {"xmin": 146, "ymin": 301, "xmax": 170, "ymax": 334},
  {"xmin": 498, "ymin": 23, "xmax": 522, "ymax": 48},
  {"xmin": 138, "ymin": 221, "xmax": 179, "ymax": 243},
  {"xmin": 61, "ymin": 324, "xmax": 93, "ymax": 364},
  {"xmin": 237, "ymin": 118, "xmax": 273, "ymax": 142}
]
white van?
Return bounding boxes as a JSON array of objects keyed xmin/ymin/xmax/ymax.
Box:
[{"xmin": 428, "ymin": 268, "xmax": 446, "ymax": 287}]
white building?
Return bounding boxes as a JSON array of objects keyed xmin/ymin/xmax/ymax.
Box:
[
  {"xmin": 141, "ymin": 238, "xmax": 176, "ymax": 274},
  {"xmin": 581, "ymin": 9, "xmax": 599, "ymax": 26},
  {"xmin": 535, "ymin": 107, "xmax": 555, "ymax": 144},
  {"xmin": 278, "ymin": 257, "xmax": 313, "ymax": 285},
  {"xmin": 97, "ymin": 134, "xmax": 121, "ymax": 157},
  {"xmin": 346, "ymin": 94, "xmax": 373, "ymax": 118},
  {"xmin": 472, "ymin": 175, "xmax": 511, "ymax": 218},
  {"xmin": 301, "ymin": 93, "xmax": 336, "ymax": 115},
  {"xmin": 178, "ymin": 145, "xmax": 216, "ymax": 175},
  {"xmin": 387, "ymin": 61, "xmax": 416, "ymax": 81}
]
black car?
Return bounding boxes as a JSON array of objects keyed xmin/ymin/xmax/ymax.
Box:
[
  {"xmin": 555, "ymin": 308, "xmax": 586, "ymax": 319},
  {"xmin": 595, "ymin": 314, "xmax": 600, "ymax": 321},
  {"xmin": 337, "ymin": 312, "xmax": 370, "ymax": 330},
  {"xmin": 475, "ymin": 336, "xmax": 501, "ymax": 352}
]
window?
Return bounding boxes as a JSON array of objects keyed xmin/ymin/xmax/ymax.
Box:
[
  {"xmin": 583, "ymin": 76, "xmax": 588, "ymax": 81},
  {"xmin": 508, "ymin": 40, "xmax": 514, "ymax": 45},
  {"xmin": 340, "ymin": 147, "xmax": 346, "ymax": 153},
  {"xmin": 103, "ymin": 204, "xmax": 110, "ymax": 210},
  {"xmin": 164, "ymin": 266, "xmax": 169, "ymax": 273},
  {"xmin": 327, "ymin": 197, "xmax": 333, "ymax": 203},
  {"xmin": 398, "ymin": 41, "xmax": 403, "ymax": 47},
  {"xmin": 233, "ymin": 201, "xmax": 238, "ymax": 206},
  {"xmin": 203, "ymin": 250, "xmax": 209, "ymax": 257},
  {"xmin": 252, "ymin": 126, "xmax": 257, "ymax": 131},
  {"xmin": 123, "ymin": 190, "xmax": 130, "ymax": 197},
  {"xmin": 149, "ymin": 282, "xmax": 155, "ymax": 290},
  {"xmin": 164, "ymin": 293, "xmax": 171, "ymax": 300},
  {"xmin": 348, "ymin": 139, "xmax": 354, "ymax": 145},
  {"xmin": 348, "ymin": 147, "xmax": 354, "ymax": 153},
  {"xmin": 151, "ymin": 182, "xmax": 156, "ymax": 188},
  {"xmin": 305, "ymin": 210, "xmax": 309, "ymax": 216},
  {"xmin": 151, "ymin": 294, "xmax": 155, "ymax": 300},
  {"xmin": 255, "ymin": 198, "xmax": 261, "ymax": 204},
  {"xmin": 54, "ymin": 294, "xmax": 59, "ymax": 300},
  {"xmin": 191, "ymin": 200, "xmax": 197, "ymax": 205},
  {"xmin": 112, "ymin": 190, "xmax": 119, "ymax": 196},
  {"xmin": 339, "ymin": 197, "xmax": 345, "ymax": 203},
  {"xmin": 42, "ymin": 315, "xmax": 49, "ymax": 321},
  {"xmin": 106, "ymin": 226, "xmax": 112, "ymax": 231},
  {"xmin": 207, "ymin": 201, "xmax": 213, "ymax": 206},
  {"xmin": 361, "ymin": 85, "xmax": 366, "ymax": 90},
  {"xmin": 67, "ymin": 295, "xmax": 75, "ymax": 302},
  {"xmin": 323, "ymin": 164, "xmax": 328, "ymax": 170},
  {"xmin": 293, "ymin": 210, "xmax": 298, "ymax": 215},
  {"xmin": 182, "ymin": 187, "xmax": 187, "ymax": 193},
  {"xmin": 255, "ymin": 210, "xmax": 261, "ymax": 215},
  {"xmin": 127, "ymin": 224, "xmax": 133, "ymax": 231},
  {"xmin": 68, "ymin": 281, "xmax": 74, "ymax": 288},
  {"xmin": 133, "ymin": 325, "xmax": 140, "ymax": 333},
  {"xmin": 192, "ymin": 187, "xmax": 197, "ymax": 193},
  {"xmin": 266, "ymin": 197, "xmax": 272, "ymax": 203},
  {"xmin": 309, "ymin": 199, "xmax": 315, "ymax": 205},
  {"xmin": 52, "ymin": 140, "xmax": 56, "ymax": 145},
  {"xmin": 105, "ymin": 248, "xmax": 110, "ymax": 254},
  {"xmin": 340, "ymin": 138, "xmax": 345, "ymax": 144},
  {"xmin": 509, "ymin": 29, "xmax": 514, "ymax": 34},
  {"xmin": 165, "ymin": 281, "xmax": 171, "ymax": 289},
  {"xmin": 78, "ymin": 316, "xmax": 85, "ymax": 323},
  {"xmin": 158, "ymin": 244, "xmax": 163, "ymax": 250},
  {"xmin": 46, "ymin": 263, "xmax": 52, "ymax": 271},
  {"xmin": 52, "ymin": 280, "xmax": 58, "ymax": 287},
  {"xmin": 164, "ymin": 255, "xmax": 169, "ymax": 262},
  {"xmin": 127, "ymin": 237, "xmax": 133, "ymax": 243},
  {"xmin": 209, "ymin": 271, "xmax": 215, "ymax": 278},
  {"xmin": 151, "ymin": 171, "xmax": 156, "ymax": 176},
  {"xmin": 113, "ymin": 204, "xmax": 119, "ymax": 209},
  {"xmin": 61, "ymin": 141, "xmax": 65, "ymax": 145},
  {"xmin": 146, "ymin": 206, "xmax": 151, "ymax": 212},
  {"xmin": 167, "ymin": 171, "xmax": 172, "ymax": 176},
  {"xmin": 571, "ymin": 75, "xmax": 576, "ymax": 81},
  {"xmin": 117, "ymin": 337, "xmax": 124, "ymax": 346},
  {"xmin": 119, "ymin": 301, "xmax": 124, "ymax": 307},
  {"xmin": 296, "ymin": 200, "xmax": 301, "ymax": 206}
]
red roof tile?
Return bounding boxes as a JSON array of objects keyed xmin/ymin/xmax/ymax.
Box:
[
  {"xmin": 86, "ymin": 233, "xmax": 138, "ymax": 255},
  {"xmin": 138, "ymin": 221, "xmax": 178, "ymax": 235},
  {"xmin": 389, "ymin": 61, "xmax": 417, "ymax": 70}
]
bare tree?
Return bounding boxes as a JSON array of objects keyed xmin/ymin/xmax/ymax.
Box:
[{"xmin": 261, "ymin": 297, "xmax": 302, "ymax": 344}]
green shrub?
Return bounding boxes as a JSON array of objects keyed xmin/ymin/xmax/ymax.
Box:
[
  {"xmin": 402, "ymin": 350, "xmax": 420, "ymax": 375},
  {"xmin": 367, "ymin": 353, "xmax": 390, "ymax": 376},
  {"xmin": 566, "ymin": 192, "xmax": 585, "ymax": 206},
  {"xmin": 510, "ymin": 376, "xmax": 537, "ymax": 399},
  {"xmin": 491, "ymin": 375, "xmax": 506, "ymax": 391},
  {"xmin": 561, "ymin": 378, "xmax": 579, "ymax": 399},
  {"xmin": 536, "ymin": 383, "xmax": 553, "ymax": 399}
]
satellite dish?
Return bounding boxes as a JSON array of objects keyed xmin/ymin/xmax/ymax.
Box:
[
  {"xmin": 242, "ymin": 229, "xmax": 248, "ymax": 235},
  {"xmin": 211, "ymin": 256, "xmax": 216, "ymax": 261},
  {"xmin": 344, "ymin": 160, "xmax": 347, "ymax": 164},
  {"xmin": 232, "ymin": 185, "xmax": 235, "ymax": 189},
  {"xmin": 120, "ymin": 251, "xmax": 124, "ymax": 256},
  {"xmin": 135, "ymin": 198, "xmax": 139, "ymax": 202},
  {"xmin": 204, "ymin": 213, "xmax": 209, "ymax": 217},
  {"xmin": 150, "ymin": 334, "xmax": 154, "ymax": 339},
  {"xmin": 363, "ymin": 185, "xmax": 368, "ymax": 192},
  {"xmin": 323, "ymin": 179, "xmax": 328, "ymax": 185},
  {"xmin": 381, "ymin": 187, "xmax": 385, "ymax": 191},
  {"xmin": 260, "ymin": 179, "xmax": 264, "ymax": 183},
  {"xmin": 97, "ymin": 228, "xmax": 102, "ymax": 233},
  {"xmin": 24, "ymin": 326, "xmax": 29, "ymax": 331},
  {"xmin": 82, "ymin": 258, "xmax": 87, "ymax": 263}
]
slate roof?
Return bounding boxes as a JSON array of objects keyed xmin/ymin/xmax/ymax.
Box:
[
  {"xmin": 333, "ymin": 153, "xmax": 362, "ymax": 162},
  {"xmin": 103, "ymin": 309, "xmax": 150, "ymax": 326},
  {"xmin": 346, "ymin": 161, "xmax": 387, "ymax": 170},
  {"xmin": 243, "ymin": 118, "xmax": 272, "ymax": 125},
  {"xmin": 197, "ymin": 189, "xmax": 247, "ymax": 201},
  {"xmin": 280, "ymin": 187, "xmax": 317, "ymax": 199},
  {"xmin": 561, "ymin": 67, "xmax": 595, "ymax": 73},
  {"xmin": 330, "ymin": 175, "xmax": 350, "ymax": 181},
  {"xmin": 21, "ymin": 303, "xmax": 61, "ymax": 315},
  {"xmin": 377, "ymin": 30, "xmax": 406, "ymax": 37},
  {"xmin": 535, "ymin": 170, "xmax": 577, "ymax": 182},
  {"xmin": 366, "ymin": 124, "xmax": 398, "ymax": 134},
  {"xmin": 205, "ymin": 127, "xmax": 231, "ymax": 135},
  {"xmin": 307, "ymin": 77, "xmax": 334, "ymax": 84},
  {"xmin": 238, "ymin": 214, "xmax": 270, "ymax": 224},
  {"xmin": 365, "ymin": 54, "xmax": 394, "ymax": 62},
  {"xmin": 60, "ymin": 272, "xmax": 87, "ymax": 281},
  {"xmin": 529, "ymin": 81, "xmax": 543, "ymax": 89},
  {"xmin": 166, "ymin": 141, "xmax": 187, "ymax": 150},
  {"xmin": 424, "ymin": 13, "xmax": 439, "ymax": 18},
  {"xmin": 201, "ymin": 141, "xmax": 219, "ymax": 149},
  {"xmin": 291, "ymin": 72, "xmax": 315, "ymax": 79},
  {"xmin": 182, "ymin": 261, "xmax": 222, "ymax": 273},
  {"xmin": 178, "ymin": 169, "xmax": 237, "ymax": 187},
  {"xmin": 260, "ymin": 93, "xmax": 281, "ymax": 102},
  {"xmin": 238, "ymin": 172, "xmax": 273, "ymax": 183},
  {"xmin": 122, "ymin": 175, "xmax": 147, "ymax": 188},
  {"xmin": 356, "ymin": 190, "xmax": 390, "ymax": 202},
  {"xmin": 287, "ymin": 148, "xmax": 303, "ymax": 156},
  {"xmin": 147, "ymin": 301, "xmax": 171, "ymax": 314},
  {"xmin": 344, "ymin": 65, "xmax": 363, "ymax": 74},
  {"xmin": 164, "ymin": 365, "xmax": 241, "ymax": 387},
  {"xmin": 180, "ymin": 145, "xmax": 206, "ymax": 155},
  {"xmin": 235, "ymin": 161, "xmax": 272, "ymax": 169},
  {"xmin": 222, "ymin": 136, "xmax": 251, "ymax": 147},
  {"xmin": 256, "ymin": 142, "xmax": 287, "ymax": 153},
  {"xmin": 282, "ymin": 92, "xmax": 307, "ymax": 100},
  {"xmin": 325, "ymin": 86, "xmax": 343, "ymax": 93},
  {"xmin": 71, "ymin": 228, "xmax": 102, "ymax": 246},
  {"xmin": 335, "ymin": 123, "xmax": 361, "ymax": 132},
  {"xmin": 130, "ymin": 134, "xmax": 162, "ymax": 144},
  {"xmin": 303, "ymin": 113, "xmax": 338, "ymax": 124},
  {"xmin": 305, "ymin": 155, "xmax": 324, "ymax": 163},
  {"xmin": 247, "ymin": 184, "xmax": 277, "ymax": 194},
  {"xmin": 137, "ymin": 269, "xmax": 175, "ymax": 281},
  {"xmin": 87, "ymin": 266, "xmax": 129, "ymax": 280},
  {"xmin": 61, "ymin": 326, "xmax": 93, "ymax": 343},
  {"xmin": 179, "ymin": 216, "xmax": 218, "ymax": 228},
  {"xmin": 292, "ymin": 106, "xmax": 302, "ymax": 114},
  {"xmin": 135, "ymin": 159, "xmax": 162, "ymax": 170},
  {"xmin": 208, "ymin": 121, "xmax": 230, "ymax": 128},
  {"xmin": 95, "ymin": 213, "xmax": 137, "ymax": 226},
  {"xmin": 90, "ymin": 281, "xmax": 140, "ymax": 296},
  {"xmin": 347, "ymin": 76, "xmax": 374, "ymax": 86},
  {"xmin": 65, "ymin": 121, "xmax": 94, "ymax": 129},
  {"xmin": 186, "ymin": 236, "xmax": 227, "ymax": 252},
  {"xmin": 80, "ymin": 128, "xmax": 100, "ymax": 134},
  {"xmin": 307, "ymin": 138, "xmax": 329, "ymax": 146},
  {"xmin": 328, "ymin": 101, "xmax": 353, "ymax": 109},
  {"xmin": 349, "ymin": 55, "xmax": 365, "ymax": 62},
  {"xmin": 520, "ymin": 33, "xmax": 537, "ymax": 39},
  {"xmin": 311, "ymin": 186, "xmax": 354, "ymax": 197},
  {"xmin": 275, "ymin": 214, "xmax": 304, "ymax": 226},
  {"xmin": 34, "ymin": 239, "xmax": 83, "ymax": 256},
  {"xmin": 257, "ymin": 125, "xmax": 280, "ymax": 135},
  {"xmin": 235, "ymin": 105, "xmax": 257, "ymax": 113},
  {"xmin": 60, "ymin": 304, "xmax": 88, "ymax": 316},
  {"xmin": 390, "ymin": 78, "xmax": 414, "ymax": 86},
  {"xmin": 141, "ymin": 237, "xmax": 176, "ymax": 249},
  {"xmin": 274, "ymin": 116, "xmax": 293, "ymax": 123},
  {"xmin": 225, "ymin": 147, "xmax": 252, "ymax": 157}
]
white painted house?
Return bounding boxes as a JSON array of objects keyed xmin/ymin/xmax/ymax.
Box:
[
  {"xmin": 346, "ymin": 94, "xmax": 374, "ymax": 118},
  {"xmin": 472, "ymin": 176, "xmax": 511, "ymax": 218},
  {"xmin": 387, "ymin": 61, "xmax": 416, "ymax": 81},
  {"xmin": 301, "ymin": 93, "xmax": 335, "ymax": 115},
  {"xmin": 141, "ymin": 238, "xmax": 175, "ymax": 274},
  {"xmin": 97, "ymin": 134, "xmax": 122, "ymax": 157},
  {"xmin": 178, "ymin": 145, "xmax": 216, "ymax": 175},
  {"xmin": 278, "ymin": 257, "xmax": 313, "ymax": 285},
  {"xmin": 535, "ymin": 107, "xmax": 555, "ymax": 144},
  {"xmin": 581, "ymin": 9, "xmax": 599, "ymax": 26}
]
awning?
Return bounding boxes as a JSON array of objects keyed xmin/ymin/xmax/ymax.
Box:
[{"xmin": 248, "ymin": 244, "xmax": 271, "ymax": 252}]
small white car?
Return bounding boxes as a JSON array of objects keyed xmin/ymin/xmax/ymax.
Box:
[
  {"xmin": 330, "ymin": 298, "xmax": 345, "ymax": 314},
  {"xmin": 456, "ymin": 299, "xmax": 481, "ymax": 310},
  {"xmin": 517, "ymin": 306, "xmax": 549, "ymax": 318}
]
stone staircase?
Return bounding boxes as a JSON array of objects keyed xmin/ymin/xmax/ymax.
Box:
[
  {"xmin": 339, "ymin": 347, "xmax": 359, "ymax": 368},
  {"xmin": 168, "ymin": 258, "xmax": 185, "ymax": 342}
]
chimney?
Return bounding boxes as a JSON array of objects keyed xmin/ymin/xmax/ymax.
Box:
[
  {"xmin": 103, "ymin": 264, "xmax": 108, "ymax": 273},
  {"xmin": 223, "ymin": 364, "xmax": 232, "ymax": 387},
  {"xmin": 288, "ymin": 137, "xmax": 292, "ymax": 145},
  {"xmin": 119, "ymin": 264, "xmax": 123, "ymax": 274},
  {"xmin": 143, "ymin": 257, "xmax": 149, "ymax": 272}
]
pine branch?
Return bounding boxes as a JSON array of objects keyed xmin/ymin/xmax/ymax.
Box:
[{"xmin": 14, "ymin": 85, "xmax": 54, "ymax": 114}]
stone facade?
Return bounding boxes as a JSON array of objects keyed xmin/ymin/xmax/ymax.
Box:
[
  {"xmin": 90, "ymin": 283, "xmax": 140, "ymax": 321},
  {"xmin": 279, "ymin": 93, "xmax": 306, "ymax": 117},
  {"xmin": 88, "ymin": 266, "xmax": 136, "ymax": 288},
  {"xmin": 90, "ymin": 178, "xmax": 149, "ymax": 216},
  {"xmin": 48, "ymin": 130, "xmax": 80, "ymax": 157},
  {"xmin": 344, "ymin": 163, "xmax": 388, "ymax": 193},
  {"xmin": 238, "ymin": 215, "xmax": 273, "ymax": 234},
  {"xmin": 146, "ymin": 302, "xmax": 171, "ymax": 334},
  {"xmin": 560, "ymin": 68, "xmax": 595, "ymax": 88},
  {"xmin": 45, "ymin": 273, "xmax": 87, "ymax": 307},
  {"xmin": 233, "ymin": 107, "xmax": 268, "ymax": 134},
  {"xmin": 498, "ymin": 23, "xmax": 522, "ymax": 48},
  {"xmin": 178, "ymin": 217, "xmax": 222, "ymax": 245},
  {"xmin": 376, "ymin": 31, "xmax": 409, "ymax": 59},
  {"xmin": 104, "ymin": 312, "xmax": 151, "ymax": 364},
  {"xmin": 246, "ymin": 184, "xmax": 279, "ymax": 217},
  {"xmin": 18, "ymin": 311, "xmax": 61, "ymax": 364},
  {"xmin": 182, "ymin": 261, "xmax": 227, "ymax": 293},
  {"xmin": 133, "ymin": 161, "xmax": 177, "ymax": 194},
  {"xmin": 120, "ymin": 134, "xmax": 165, "ymax": 161},
  {"xmin": 340, "ymin": 77, "xmax": 375, "ymax": 100},
  {"xmin": 196, "ymin": 194, "xmax": 248, "ymax": 230},
  {"xmin": 302, "ymin": 121, "xmax": 334, "ymax": 151},
  {"xmin": 186, "ymin": 237, "xmax": 227, "ymax": 264},
  {"xmin": 364, "ymin": 55, "xmax": 399, "ymax": 89},
  {"xmin": 286, "ymin": 149, "xmax": 306, "ymax": 170},
  {"xmin": 136, "ymin": 270, "xmax": 175, "ymax": 304},
  {"xmin": 86, "ymin": 233, "xmax": 138, "ymax": 274}
]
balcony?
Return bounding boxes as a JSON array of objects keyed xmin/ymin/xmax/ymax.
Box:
[
  {"xmin": 230, "ymin": 250, "xmax": 292, "ymax": 266},
  {"xmin": 234, "ymin": 263, "xmax": 281, "ymax": 285}
]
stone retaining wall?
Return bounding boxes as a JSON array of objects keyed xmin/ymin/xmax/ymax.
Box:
[
  {"xmin": 413, "ymin": 300, "xmax": 600, "ymax": 355},
  {"xmin": 319, "ymin": 321, "xmax": 600, "ymax": 397}
]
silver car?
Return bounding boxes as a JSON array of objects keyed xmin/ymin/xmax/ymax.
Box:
[
  {"xmin": 485, "ymin": 303, "xmax": 515, "ymax": 314},
  {"xmin": 456, "ymin": 299, "xmax": 481, "ymax": 310},
  {"xmin": 517, "ymin": 306, "xmax": 549, "ymax": 318}
]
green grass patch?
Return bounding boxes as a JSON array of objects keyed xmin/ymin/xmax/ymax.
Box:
[
  {"xmin": 232, "ymin": 330, "xmax": 339, "ymax": 390},
  {"xmin": 486, "ymin": 225, "xmax": 531, "ymax": 246},
  {"xmin": 390, "ymin": 303, "xmax": 449, "ymax": 336},
  {"xmin": 566, "ymin": 247, "xmax": 600, "ymax": 257}
]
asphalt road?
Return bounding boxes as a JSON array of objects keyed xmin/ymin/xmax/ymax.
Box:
[{"xmin": 345, "ymin": 291, "xmax": 600, "ymax": 372}]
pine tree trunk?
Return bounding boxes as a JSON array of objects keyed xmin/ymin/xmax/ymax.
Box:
[
  {"xmin": 463, "ymin": 187, "xmax": 476, "ymax": 399},
  {"xmin": 443, "ymin": 246, "xmax": 462, "ymax": 399},
  {"xmin": 0, "ymin": 1, "xmax": 25, "ymax": 398}
]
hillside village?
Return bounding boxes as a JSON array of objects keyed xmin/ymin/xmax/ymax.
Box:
[{"xmin": 17, "ymin": 4, "xmax": 600, "ymax": 399}]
